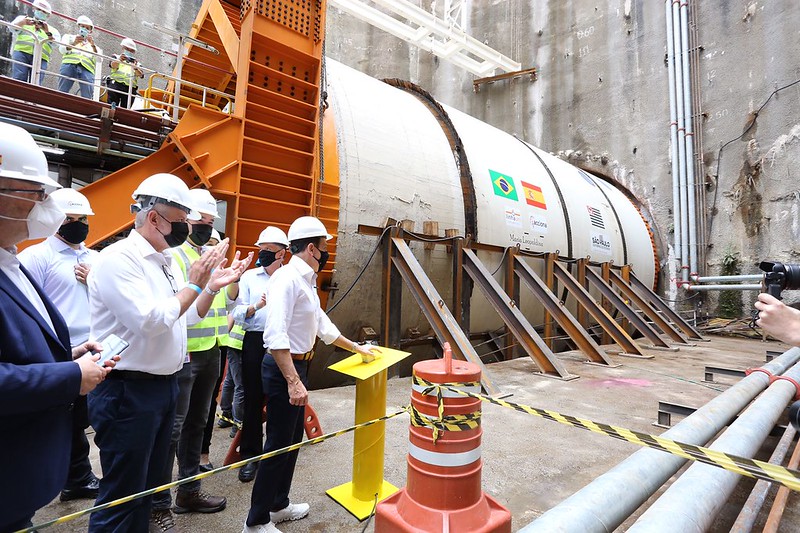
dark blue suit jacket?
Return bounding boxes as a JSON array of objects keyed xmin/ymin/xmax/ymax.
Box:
[{"xmin": 0, "ymin": 264, "xmax": 82, "ymax": 530}]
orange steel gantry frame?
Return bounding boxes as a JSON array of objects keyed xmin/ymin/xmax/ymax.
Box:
[{"xmin": 81, "ymin": 0, "xmax": 340, "ymax": 297}]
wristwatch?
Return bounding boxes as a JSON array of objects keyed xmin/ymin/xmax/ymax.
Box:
[{"xmin": 204, "ymin": 286, "xmax": 220, "ymax": 296}]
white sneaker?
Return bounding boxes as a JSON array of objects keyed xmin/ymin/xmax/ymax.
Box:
[
  {"xmin": 270, "ymin": 502, "xmax": 310, "ymax": 523},
  {"xmin": 242, "ymin": 522, "xmax": 281, "ymax": 533}
]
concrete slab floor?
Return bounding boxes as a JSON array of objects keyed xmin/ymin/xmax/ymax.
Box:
[{"xmin": 32, "ymin": 335, "xmax": 800, "ymax": 532}]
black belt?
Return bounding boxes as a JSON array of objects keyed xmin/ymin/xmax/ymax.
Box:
[{"xmin": 106, "ymin": 370, "xmax": 174, "ymax": 381}]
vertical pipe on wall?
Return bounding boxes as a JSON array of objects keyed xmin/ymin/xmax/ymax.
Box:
[
  {"xmin": 671, "ymin": 0, "xmax": 689, "ymax": 283},
  {"xmin": 665, "ymin": 0, "xmax": 682, "ymax": 286},
  {"xmin": 680, "ymin": 0, "xmax": 698, "ymax": 278}
]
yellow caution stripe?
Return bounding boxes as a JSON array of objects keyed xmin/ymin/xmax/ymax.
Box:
[
  {"xmin": 409, "ymin": 404, "xmax": 480, "ymax": 442},
  {"xmin": 413, "ymin": 375, "xmax": 800, "ymax": 493},
  {"xmin": 19, "ymin": 409, "xmax": 409, "ymax": 533},
  {"xmin": 216, "ymin": 412, "xmax": 242, "ymax": 429}
]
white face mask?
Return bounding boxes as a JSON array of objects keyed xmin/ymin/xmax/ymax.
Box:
[{"xmin": 0, "ymin": 192, "xmax": 65, "ymax": 240}]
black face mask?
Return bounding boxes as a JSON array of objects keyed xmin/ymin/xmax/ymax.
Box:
[
  {"xmin": 315, "ymin": 249, "xmax": 329, "ymax": 272},
  {"xmin": 189, "ymin": 224, "xmax": 213, "ymax": 246},
  {"xmin": 256, "ymin": 249, "xmax": 278, "ymax": 267},
  {"xmin": 154, "ymin": 212, "xmax": 190, "ymax": 248},
  {"xmin": 58, "ymin": 220, "xmax": 89, "ymax": 244}
]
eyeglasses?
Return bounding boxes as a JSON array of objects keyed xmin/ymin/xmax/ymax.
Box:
[
  {"xmin": 155, "ymin": 210, "xmax": 187, "ymax": 225},
  {"xmin": 0, "ymin": 188, "xmax": 48, "ymax": 201},
  {"xmin": 161, "ymin": 264, "xmax": 178, "ymax": 294}
]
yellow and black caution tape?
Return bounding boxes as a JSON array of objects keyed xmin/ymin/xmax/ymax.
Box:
[
  {"xmin": 19, "ymin": 408, "xmax": 409, "ymax": 533},
  {"xmin": 216, "ymin": 412, "xmax": 242, "ymax": 429},
  {"xmin": 409, "ymin": 404, "xmax": 480, "ymax": 442},
  {"xmin": 413, "ymin": 375, "xmax": 800, "ymax": 493}
]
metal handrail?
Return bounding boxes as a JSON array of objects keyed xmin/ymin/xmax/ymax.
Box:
[
  {"xmin": 1, "ymin": 19, "xmax": 233, "ymax": 117},
  {"xmin": 142, "ymin": 72, "xmax": 234, "ymax": 117}
]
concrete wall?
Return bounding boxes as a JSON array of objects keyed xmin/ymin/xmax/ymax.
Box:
[
  {"xmin": 4, "ymin": 0, "xmax": 800, "ymax": 308},
  {"xmin": 326, "ymin": 0, "xmax": 800, "ymax": 309}
]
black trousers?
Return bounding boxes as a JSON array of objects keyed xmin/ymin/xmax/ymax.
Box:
[
  {"xmin": 201, "ymin": 346, "xmax": 227, "ymax": 455},
  {"xmin": 240, "ymin": 332, "xmax": 266, "ymax": 458},
  {"xmin": 246, "ymin": 356, "xmax": 309, "ymax": 526}
]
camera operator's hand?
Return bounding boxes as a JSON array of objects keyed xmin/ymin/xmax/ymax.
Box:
[{"xmin": 755, "ymin": 293, "xmax": 800, "ymax": 346}]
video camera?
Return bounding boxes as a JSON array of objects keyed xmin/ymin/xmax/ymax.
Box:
[{"xmin": 759, "ymin": 261, "xmax": 800, "ymax": 300}]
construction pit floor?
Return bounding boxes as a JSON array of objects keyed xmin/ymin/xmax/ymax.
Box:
[{"xmin": 33, "ymin": 334, "xmax": 800, "ymax": 532}]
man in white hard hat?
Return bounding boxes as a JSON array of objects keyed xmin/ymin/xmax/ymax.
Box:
[
  {"xmin": 243, "ymin": 216, "xmax": 378, "ymax": 533},
  {"xmin": 58, "ymin": 16, "xmax": 98, "ymax": 99},
  {"xmin": 86, "ymin": 174, "xmax": 249, "ymax": 532},
  {"xmin": 107, "ymin": 37, "xmax": 143, "ymax": 108},
  {"xmin": 231, "ymin": 225, "xmax": 290, "ymax": 483},
  {"xmin": 150, "ymin": 189, "xmax": 251, "ymax": 526},
  {"xmin": 0, "ymin": 123, "xmax": 112, "ymax": 532},
  {"xmin": 10, "ymin": 0, "xmax": 61, "ymax": 84},
  {"xmin": 18, "ymin": 187, "xmax": 101, "ymax": 502}
]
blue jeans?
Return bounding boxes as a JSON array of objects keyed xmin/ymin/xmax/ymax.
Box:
[
  {"xmin": 11, "ymin": 50, "xmax": 47, "ymax": 84},
  {"xmin": 59, "ymin": 62, "xmax": 95, "ymax": 98},
  {"xmin": 88, "ymin": 375, "xmax": 178, "ymax": 532},
  {"xmin": 152, "ymin": 347, "xmax": 221, "ymax": 510},
  {"xmin": 220, "ymin": 347, "xmax": 244, "ymax": 422}
]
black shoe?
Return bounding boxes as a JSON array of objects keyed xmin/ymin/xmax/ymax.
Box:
[
  {"xmin": 217, "ymin": 414, "xmax": 233, "ymax": 428},
  {"xmin": 149, "ymin": 509, "xmax": 177, "ymax": 532},
  {"xmin": 229, "ymin": 426, "xmax": 238, "ymax": 439},
  {"xmin": 199, "ymin": 462, "xmax": 214, "ymax": 473},
  {"xmin": 238, "ymin": 462, "xmax": 257, "ymax": 483},
  {"xmin": 60, "ymin": 476, "xmax": 100, "ymax": 502}
]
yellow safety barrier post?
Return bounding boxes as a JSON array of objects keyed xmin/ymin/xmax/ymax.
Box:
[{"xmin": 326, "ymin": 347, "xmax": 411, "ymax": 519}]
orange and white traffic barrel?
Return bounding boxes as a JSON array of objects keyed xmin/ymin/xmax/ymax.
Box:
[{"xmin": 376, "ymin": 343, "xmax": 511, "ymax": 532}]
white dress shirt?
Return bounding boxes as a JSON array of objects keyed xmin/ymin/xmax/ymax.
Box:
[
  {"xmin": 88, "ymin": 230, "xmax": 189, "ymax": 375},
  {"xmin": 0, "ymin": 246, "xmax": 55, "ymax": 334},
  {"xmin": 18, "ymin": 235, "xmax": 98, "ymax": 346},
  {"xmin": 263, "ymin": 255, "xmax": 340, "ymax": 353},
  {"xmin": 231, "ymin": 267, "xmax": 272, "ymax": 332}
]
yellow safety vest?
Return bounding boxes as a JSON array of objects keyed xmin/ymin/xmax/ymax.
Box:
[
  {"xmin": 14, "ymin": 23, "xmax": 54, "ymax": 62},
  {"xmin": 62, "ymin": 38, "xmax": 96, "ymax": 74},
  {"xmin": 110, "ymin": 58, "xmax": 137, "ymax": 86},
  {"xmin": 225, "ymin": 322, "xmax": 245, "ymax": 350},
  {"xmin": 171, "ymin": 242, "xmax": 230, "ymax": 352}
]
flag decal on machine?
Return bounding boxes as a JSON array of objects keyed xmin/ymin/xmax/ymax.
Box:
[
  {"xmin": 521, "ymin": 181, "xmax": 547, "ymax": 209},
  {"xmin": 490, "ymin": 170, "xmax": 518, "ymax": 201}
]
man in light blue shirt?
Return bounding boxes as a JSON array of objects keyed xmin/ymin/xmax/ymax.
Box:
[
  {"xmin": 231, "ymin": 226, "xmax": 288, "ymax": 482},
  {"xmin": 18, "ymin": 187, "xmax": 100, "ymax": 502}
]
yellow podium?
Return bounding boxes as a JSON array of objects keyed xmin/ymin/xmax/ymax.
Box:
[{"xmin": 326, "ymin": 347, "xmax": 411, "ymax": 520}]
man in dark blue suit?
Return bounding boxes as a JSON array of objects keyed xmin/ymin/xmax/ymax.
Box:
[{"xmin": 0, "ymin": 123, "xmax": 112, "ymax": 531}]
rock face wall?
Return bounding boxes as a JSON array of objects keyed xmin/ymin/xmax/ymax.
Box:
[{"xmin": 4, "ymin": 0, "xmax": 800, "ymax": 308}]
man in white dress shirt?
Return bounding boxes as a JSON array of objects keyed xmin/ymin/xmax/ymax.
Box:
[
  {"xmin": 231, "ymin": 226, "xmax": 289, "ymax": 482},
  {"xmin": 18, "ymin": 187, "xmax": 101, "ymax": 502},
  {"xmin": 86, "ymin": 173, "xmax": 247, "ymax": 532},
  {"xmin": 242, "ymin": 216, "xmax": 378, "ymax": 533}
]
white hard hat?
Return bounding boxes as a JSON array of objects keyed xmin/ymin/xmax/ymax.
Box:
[
  {"xmin": 187, "ymin": 188, "xmax": 219, "ymax": 218},
  {"xmin": 76, "ymin": 15, "xmax": 93, "ymax": 27},
  {"xmin": 210, "ymin": 228, "xmax": 221, "ymax": 242},
  {"xmin": 32, "ymin": 0, "xmax": 52, "ymax": 14},
  {"xmin": 287, "ymin": 216, "xmax": 332, "ymax": 242},
  {"xmin": 51, "ymin": 188, "xmax": 94, "ymax": 215},
  {"xmin": 131, "ymin": 173, "xmax": 199, "ymax": 219},
  {"xmin": 0, "ymin": 123, "xmax": 61, "ymax": 192},
  {"xmin": 255, "ymin": 226, "xmax": 289, "ymax": 247},
  {"xmin": 120, "ymin": 38, "xmax": 137, "ymax": 52}
]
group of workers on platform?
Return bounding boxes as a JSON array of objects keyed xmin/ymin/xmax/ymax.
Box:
[
  {"xmin": 0, "ymin": 121, "xmax": 379, "ymax": 533},
  {"xmin": 9, "ymin": 0, "xmax": 144, "ymax": 107}
]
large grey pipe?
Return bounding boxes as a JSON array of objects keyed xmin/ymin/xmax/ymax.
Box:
[
  {"xmin": 629, "ymin": 360, "xmax": 800, "ymax": 532},
  {"xmin": 665, "ymin": 0, "xmax": 682, "ymax": 274},
  {"xmin": 520, "ymin": 348, "xmax": 800, "ymax": 533},
  {"xmin": 680, "ymin": 0, "xmax": 699, "ymax": 277}
]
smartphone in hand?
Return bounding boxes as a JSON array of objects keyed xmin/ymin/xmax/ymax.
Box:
[{"xmin": 94, "ymin": 334, "xmax": 129, "ymax": 366}]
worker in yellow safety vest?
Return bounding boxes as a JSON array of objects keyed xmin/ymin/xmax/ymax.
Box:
[
  {"xmin": 58, "ymin": 16, "xmax": 98, "ymax": 99},
  {"xmin": 10, "ymin": 0, "xmax": 61, "ymax": 84},
  {"xmin": 149, "ymin": 188, "xmax": 252, "ymax": 529},
  {"xmin": 107, "ymin": 37, "xmax": 143, "ymax": 108}
]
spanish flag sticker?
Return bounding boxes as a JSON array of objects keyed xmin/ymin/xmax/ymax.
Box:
[{"xmin": 521, "ymin": 181, "xmax": 547, "ymax": 209}]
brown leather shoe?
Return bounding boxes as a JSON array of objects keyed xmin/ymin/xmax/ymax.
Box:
[
  {"xmin": 149, "ymin": 509, "xmax": 177, "ymax": 532},
  {"xmin": 174, "ymin": 489, "xmax": 227, "ymax": 514}
]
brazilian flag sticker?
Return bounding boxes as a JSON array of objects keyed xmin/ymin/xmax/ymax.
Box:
[{"xmin": 490, "ymin": 170, "xmax": 518, "ymax": 201}]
